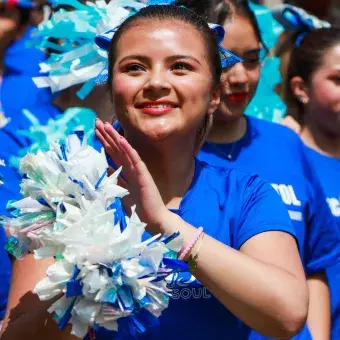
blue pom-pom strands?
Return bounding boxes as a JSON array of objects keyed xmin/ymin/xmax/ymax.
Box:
[
  {"xmin": 31, "ymin": 1, "xmax": 242, "ymax": 98},
  {"xmin": 9, "ymin": 108, "xmax": 97, "ymax": 169},
  {"xmin": 0, "ymin": 132, "xmax": 184, "ymax": 338},
  {"xmin": 31, "ymin": 0, "xmax": 146, "ymax": 98}
]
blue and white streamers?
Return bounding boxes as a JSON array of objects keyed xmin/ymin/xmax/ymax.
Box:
[
  {"xmin": 1, "ymin": 132, "xmax": 184, "ymax": 338},
  {"xmin": 31, "ymin": 0, "xmax": 145, "ymax": 98},
  {"xmin": 9, "ymin": 107, "xmax": 97, "ymax": 169}
]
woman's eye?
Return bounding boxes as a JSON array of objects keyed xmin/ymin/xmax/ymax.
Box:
[
  {"xmin": 124, "ymin": 64, "xmax": 145, "ymax": 73},
  {"xmin": 244, "ymin": 57, "xmax": 260, "ymax": 65},
  {"xmin": 171, "ymin": 62, "xmax": 193, "ymax": 72},
  {"xmin": 330, "ymin": 77, "xmax": 340, "ymax": 85}
]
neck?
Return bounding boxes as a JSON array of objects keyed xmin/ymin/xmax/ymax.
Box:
[
  {"xmin": 126, "ymin": 133, "xmax": 196, "ymax": 208},
  {"xmin": 208, "ymin": 115, "xmax": 247, "ymax": 144},
  {"xmin": 0, "ymin": 54, "xmax": 5, "ymax": 73},
  {"xmin": 300, "ymin": 122, "xmax": 340, "ymax": 158}
]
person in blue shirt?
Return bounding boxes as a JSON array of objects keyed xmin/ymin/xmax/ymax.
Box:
[
  {"xmin": 0, "ymin": 0, "xmax": 61, "ymax": 137},
  {"xmin": 0, "ymin": 0, "xmax": 61, "ymax": 208},
  {"xmin": 280, "ymin": 26, "xmax": 340, "ymax": 340},
  {"xmin": 1, "ymin": 5, "xmax": 308, "ymax": 339},
  {"xmin": 0, "ymin": 0, "xmax": 60, "ymax": 327},
  {"xmin": 179, "ymin": 1, "xmax": 340, "ymax": 339}
]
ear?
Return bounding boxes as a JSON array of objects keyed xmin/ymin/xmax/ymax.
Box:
[
  {"xmin": 207, "ymin": 84, "xmax": 221, "ymax": 116},
  {"xmin": 290, "ymin": 76, "xmax": 309, "ymax": 105}
]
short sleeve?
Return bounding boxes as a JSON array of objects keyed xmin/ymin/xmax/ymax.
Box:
[
  {"xmin": 303, "ymin": 158, "xmax": 340, "ymax": 275},
  {"xmin": 236, "ymin": 175, "xmax": 296, "ymax": 250},
  {"xmin": 0, "ymin": 169, "xmax": 22, "ymax": 216}
]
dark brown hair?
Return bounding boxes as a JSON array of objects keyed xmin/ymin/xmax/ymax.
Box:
[
  {"xmin": 281, "ymin": 27, "xmax": 340, "ymax": 123},
  {"xmin": 175, "ymin": 0, "xmax": 268, "ymax": 53}
]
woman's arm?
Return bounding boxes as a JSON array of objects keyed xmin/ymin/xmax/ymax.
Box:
[
  {"xmin": 161, "ymin": 212, "xmax": 308, "ymax": 338},
  {"xmin": 0, "ymin": 256, "xmax": 76, "ymax": 340},
  {"xmin": 306, "ymin": 272, "xmax": 330, "ymax": 340},
  {"xmin": 96, "ymin": 122, "xmax": 308, "ymax": 338}
]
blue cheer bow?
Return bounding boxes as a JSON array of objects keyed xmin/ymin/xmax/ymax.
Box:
[{"xmin": 272, "ymin": 4, "xmax": 330, "ymax": 34}]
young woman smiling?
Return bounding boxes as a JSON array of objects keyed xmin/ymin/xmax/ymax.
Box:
[{"xmin": 1, "ymin": 5, "xmax": 307, "ymax": 340}]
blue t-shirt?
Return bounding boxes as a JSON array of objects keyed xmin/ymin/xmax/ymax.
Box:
[
  {"xmin": 0, "ymin": 226, "xmax": 11, "ymax": 320},
  {"xmin": 0, "ymin": 24, "xmax": 62, "ymax": 211},
  {"xmin": 198, "ymin": 116, "xmax": 340, "ymax": 340},
  {"xmin": 304, "ymin": 146, "xmax": 340, "ymax": 340},
  {"xmin": 92, "ymin": 158, "xmax": 296, "ymax": 339},
  {"xmin": 0, "ymin": 130, "xmax": 22, "ymax": 321}
]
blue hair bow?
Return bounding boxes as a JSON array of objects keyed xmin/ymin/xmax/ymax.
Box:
[{"xmin": 272, "ymin": 4, "xmax": 330, "ymax": 46}]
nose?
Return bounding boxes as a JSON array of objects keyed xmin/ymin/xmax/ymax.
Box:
[
  {"xmin": 226, "ymin": 63, "xmax": 248, "ymax": 89},
  {"xmin": 144, "ymin": 66, "xmax": 171, "ymax": 93}
]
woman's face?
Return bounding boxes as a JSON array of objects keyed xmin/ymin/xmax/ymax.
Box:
[
  {"xmin": 217, "ymin": 14, "xmax": 261, "ymax": 123},
  {"xmin": 111, "ymin": 19, "xmax": 220, "ymax": 143},
  {"xmin": 306, "ymin": 44, "xmax": 340, "ymax": 137}
]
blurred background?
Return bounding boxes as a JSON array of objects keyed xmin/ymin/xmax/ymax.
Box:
[{"xmin": 256, "ymin": 0, "xmax": 340, "ymax": 24}]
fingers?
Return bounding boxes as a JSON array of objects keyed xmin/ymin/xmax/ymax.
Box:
[
  {"xmin": 119, "ymin": 137, "xmax": 142, "ymax": 168},
  {"xmin": 96, "ymin": 119, "xmax": 120, "ymax": 155},
  {"xmin": 98, "ymin": 120, "xmax": 150, "ymax": 188},
  {"xmin": 103, "ymin": 123, "xmax": 134, "ymax": 172},
  {"xmin": 119, "ymin": 137, "xmax": 153, "ymax": 188},
  {"xmin": 95, "ymin": 128, "xmax": 111, "ymax": 152},
  {"xmin": 95, "ymin": 119, "xmax": 123, "ymax": 167},
  {"xmin": 95, "ymin": 129, "xmax": 117, "ymax": 164}
]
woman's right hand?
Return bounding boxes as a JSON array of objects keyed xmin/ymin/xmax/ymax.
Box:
[{"xmin": 95, "ymin": 119, "xmax": 173, "ymax": 235}]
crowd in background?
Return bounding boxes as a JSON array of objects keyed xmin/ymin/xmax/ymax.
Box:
[{"xmin": 0, "ymin": 0, "xmax": 340, "ymax": 339}]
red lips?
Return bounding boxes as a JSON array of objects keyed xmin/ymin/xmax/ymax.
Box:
[
  {"xmin": 136, "ymin": 101, "xmax": 178, "ymax": 116},
  {"xmin": 227, "ymin": 93, "xmax": 248, "ymax": 103}
]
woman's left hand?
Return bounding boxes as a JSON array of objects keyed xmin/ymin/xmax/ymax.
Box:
[{"xmin": 95, "ymin": 119, "xmax": 171, "ymax": 233}]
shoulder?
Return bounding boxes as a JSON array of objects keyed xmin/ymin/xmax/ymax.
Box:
[
  {"xmin": 196, "ymin": 160, "xmax": 295, "ymax": 249},
  {"xmin": 198, "ymin": 159, "xmax": 269, "ymax": 197},
  {"xmin": 248, "ymin": 116, "xmax": 302, "ymax": 144}
]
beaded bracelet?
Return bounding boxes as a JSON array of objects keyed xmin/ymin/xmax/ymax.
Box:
[
  {"xmin": 178, "ymin": 227, "xmax": 204, "ymax": 261},
  {"xmin": 188, "ymin": 232, "xmax": 205, "ymax": 273}
]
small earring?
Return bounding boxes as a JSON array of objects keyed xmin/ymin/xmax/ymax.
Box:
[{"xmin": 298, "ymin": 97, "xmax": 308, "ymax": 104}]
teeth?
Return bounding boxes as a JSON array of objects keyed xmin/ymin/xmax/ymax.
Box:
[{"xmin": 144, "ymin": 105, "xmax": 174, "ymax": 108}]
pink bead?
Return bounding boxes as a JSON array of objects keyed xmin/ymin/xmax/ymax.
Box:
[{"xmin": 178, "ymin": 227, "xmax": 203, "ymax": 260}]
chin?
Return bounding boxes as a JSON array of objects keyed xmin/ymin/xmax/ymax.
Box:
[
  {"xmin": 214, "ymin": 105, "xmax": 244, "ymax": 123},
  {"xmin": 137, "ymin": 123, "xmax": 175, "ymax": 142}
]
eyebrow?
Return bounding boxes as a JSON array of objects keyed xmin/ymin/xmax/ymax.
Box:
[
  {"xmin": 118, "ymin": 54, "xmax": 201, "ymax": 65},
  {"xmin": 166, "ymin": 55, "xmax": 202, "ymax": 65}
]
